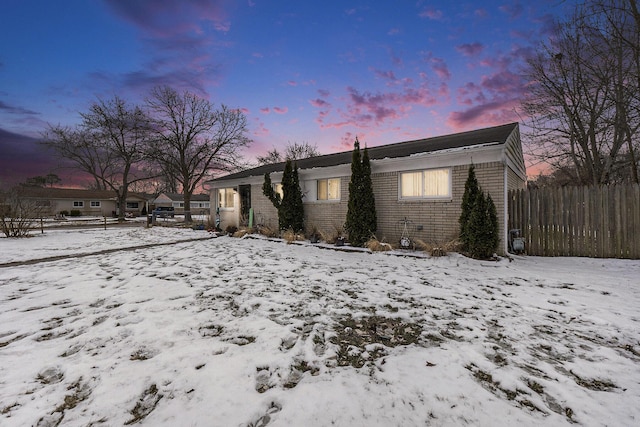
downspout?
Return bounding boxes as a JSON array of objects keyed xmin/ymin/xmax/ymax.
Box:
[{"xmin": 502, "ymin": 152, "xmax": 509, "ymax": 256}]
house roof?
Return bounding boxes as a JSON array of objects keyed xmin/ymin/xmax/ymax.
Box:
[
  {"xmin": 211, "ymin": 122, "xmax": 519, "ymax": 182},
  {"xmin": 17, "ymin": 187, "xmax": 148, "ymax": 201},
  {"xmin": 155, "ymin": 193, "xmax": 210, "ymax": 202}
]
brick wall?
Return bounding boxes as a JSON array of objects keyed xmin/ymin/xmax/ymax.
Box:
[
  {"xmin": 243, "ymin": 161, "xmax": 508, "ymax": 253},
  {"xmin": 303, "ymin": 176, "xmax": 349, "ymax": 235},
  {"xmin": 251, "ymin": 187, "xmax": 279, "ymax": 230}
]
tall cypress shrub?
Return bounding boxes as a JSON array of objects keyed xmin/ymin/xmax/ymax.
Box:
[
  {"xmin": 263, "ymin": 159, "xmax": 304, "ymax": 232},
  {"xmin": 279, "ymin": 160, "xmax": 294, "ymax": 230},
  {"xmin": 360, "ymin": 146, "xmax": 377, "ymax": 240},
  {"xmin": 459, "ymin": 164, "xmax": 499, "ymax": 259},
  {"xmin": 486, "ymin": 194, "xmax": 499, "ymax": 254},
  {"xmin": 466, "ymin": 191, "xmax": 499, "ymax": 259},
  {"xmin": 288, "ymin": 163, "xmax": 304, "ymax": 232},
  {"xmin": 345, "ymin": 138, "xmax": 377, "ymax": 246},
  {"xmin": 345, "ymin": 138, "xmax": 363, "ymax": 242},
  {"xmin": 467, "ymin": 191, "xmax": 488, "ymax": 258},
  {"xmin": 459, "ymin": 165, "xmax": 480, "ymax": 250}
]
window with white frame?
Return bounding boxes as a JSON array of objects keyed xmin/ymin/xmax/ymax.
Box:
[
  {"xmin": 218, "ymin": 188, "xmax": 235, "ymax": 208},
  {"xmin": 73, "ymin": 201, "xmax": 84, "ymax": 207},
  {"xmin": 317, "ymin": 178, "xmax": 340, "ymax": 201},
  {"xmin": 90, "ymin": 201, "xmax": 101, "ymax": 207},
  {"xmin": 399, "ymin": 168, "xmax": 451, "ymax": 199}
]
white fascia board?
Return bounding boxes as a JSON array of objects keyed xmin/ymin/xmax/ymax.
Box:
[
  {"xmin": 209, "ymin": 175, "xmax": 272, "ymax": 189},
  {"xmin": 371, "ymin": 143, "xmax": 504, "ymax": 174},
  {"xmin": 298, "ymin": 163, "xmax": 351, "ymax": 180}
]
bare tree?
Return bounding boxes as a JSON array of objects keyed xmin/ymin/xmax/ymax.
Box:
[
  {"xmin": 522, "ymin": 0, "xmax": 640, "ymax": 184},
  {"xmin": 284, "ymin": 141, "xmax": 321, "ymax": 161},
  {"xmin": 43, "ymin": 96, "xmax": 154, "ymax": 221},
  {"xmin": 0, "ymin": 187, "xmax": 46, "ymax": 237},
  {"xmin": 21, "ymin": 173, "xmax": 61, "ymax": 188},
  {"xmin": 257, "ymin": 142, "xmax": 320, "ymax": 165},
  {"xmin": 256, "ymin": 148, "xmax": 284, "ymax": 165},
  {"xmin": 146, "ymin": 86, "xmax": 251, "ymax": 222}
]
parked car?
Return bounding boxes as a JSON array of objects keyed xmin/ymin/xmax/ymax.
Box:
[{"xmin": 153, "ymin": 206, "xmax": 175, "ymax": 218}]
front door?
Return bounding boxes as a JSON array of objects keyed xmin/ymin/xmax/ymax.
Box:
[{"xmin": 239, "ymin": 185, "xmax": 251, "ymax": 226}]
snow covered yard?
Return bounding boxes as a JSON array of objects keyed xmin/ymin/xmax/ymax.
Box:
[{"xmin": 0, "ymin": 228, "xmax": 639, "ymax": 426}]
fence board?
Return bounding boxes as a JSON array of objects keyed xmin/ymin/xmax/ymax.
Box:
[{"xmin": 508, "ymin": 184, "xmax": 640, "ymax": 259}]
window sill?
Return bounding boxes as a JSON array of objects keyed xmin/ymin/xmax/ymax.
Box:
[{"xmin": 398, "ymin": 197, "xmax": 452, "ymax": 203}]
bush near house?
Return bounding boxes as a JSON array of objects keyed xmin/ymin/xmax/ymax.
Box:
[{"xmin": 459, "ymin": 165, "xmax": 499, "ymax": 259}]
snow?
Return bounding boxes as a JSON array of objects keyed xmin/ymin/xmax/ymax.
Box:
[{"xmin": 1, "ymin": 226, "xmax": 639, "ymax": 426}]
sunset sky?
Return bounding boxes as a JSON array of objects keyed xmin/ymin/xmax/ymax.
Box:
[{"xmin": 0, "ymin": 0, "xmax": 575, "ymax": 186}]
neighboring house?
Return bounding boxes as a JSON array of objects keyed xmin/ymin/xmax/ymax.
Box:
[
  {"xmin": 208, "ymin": 123, "xmax": 526, "ymax": 254},
  {"xmin": 17, "ymin": 187, "xmax": 149, "ymax": 217},
  {"xmin": 152, "ymin": 193, "xmax": 211, "ymax": 214}
]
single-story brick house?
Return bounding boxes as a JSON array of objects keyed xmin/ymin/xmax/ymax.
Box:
[
  {"xmin": 208, "ymin": 122, "xmax": 526, "ymax": 254},
  {"xmin": 16, "ymin": 187, "xmax": 149, "ymax": 217},
  {"xmin": 152, "ymin": 192, "xmax": 211, "ymax": 214}
]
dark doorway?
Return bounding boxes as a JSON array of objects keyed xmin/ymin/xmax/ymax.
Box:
[{"xmin": 239, "ymin": 184, "xmax": 251, "ymax": 226}]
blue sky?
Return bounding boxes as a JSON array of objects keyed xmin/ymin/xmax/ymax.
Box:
[{"xmin": 0, "ymin": 0, "xmax": 574, "ymax": 186}]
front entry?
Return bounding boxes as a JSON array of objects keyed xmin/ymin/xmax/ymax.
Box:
[{"xmin": 238, "ymin": 185, "xmax": 251, "ymax": 226}]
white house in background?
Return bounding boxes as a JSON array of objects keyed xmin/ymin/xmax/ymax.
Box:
[
  {"xmin": 152, "ymin": 193, "xmax": 211, "ymax": 214},
  {"xmin": 17, "ymin": 187, "xmax": 148, "ymax": 217},
  {"xmin": 207, "ymin": 123, "xmax": 527, "ymax": 254}
]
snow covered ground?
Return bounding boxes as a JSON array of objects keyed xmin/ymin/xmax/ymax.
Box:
[{"xmin": 0, "ymin": 227, "xmax": 638, "ymax": 426}]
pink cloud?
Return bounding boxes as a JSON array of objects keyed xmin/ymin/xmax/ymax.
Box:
[
  {"xmin": 420, "ymin": 52, "xmax": 451, "ymax": 81},
  {"xmin": 310, "ymin": 98, "xmax": 330, "ymax": 108},
  {"xmin": 318, "ymin": 89, "xmax": 330, "ymax": 98},
  {"xmin": 373, "ymin": 69, "xmax": 398, "ymax": 82},
  {"xmin": 287, "ymin": 80, "xmax": 297, "ymax": 86},
  {"xmin": 251, "ymin": 117, "xmax": 270, "ymax": 137},
  {"xmin": 418, "ymin": 8, "xmax": 443, "ymax": 20},
  {"xmin": 456, "ymin": 82, "xmax": 485, "ymax": 106},
  {"xmin": 273, "ymin": 106, "xmax": 288, "ymax": 114},
  {"xmin": 447, "ymin": 98, "xmax": 520, "ymax": 131},
  {"xmin": 447, "ymin": 46, "xmax": 529, "ymax": 130},
  {"xmin": 348, "ymin": 87, "xmax": 399, "ymax": 122},
  {"xmin": 260, "ymin": 107, "xmax": 270, "ymax": 114},
  {"xmin": 315, "ymin": 69, "xmax": 450, "ymax": 131},
  {"xmin": 105, "ymin": 0, "xmax": 229, "ymax": 37},
  {"xmin": 430, "ymin": 57, "xmax": 450, "ymax": 80},
  {"xmin": 480, "ymin": 70, "xmax": 523, "ymax": 93},
  {"xmin": 456, "ymin": 42, "xmax": 484, "ymax": 57},
  {"xmin": 337, "ymin": 131, "xmax": 356, "ymax": 151}
]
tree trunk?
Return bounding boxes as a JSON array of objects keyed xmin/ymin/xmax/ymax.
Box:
[
  {"xmin": 117, "ymin": 188, "xmax": 127, "ymax": 223},
  {"xmin": 183, "ymin": 191, "xmax": 192, "ymax": 223}
]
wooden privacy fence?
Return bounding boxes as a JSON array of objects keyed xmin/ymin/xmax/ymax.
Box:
[{"xmin": 508, "ymin": 184, "xmax": 640, "ymax": 258}]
